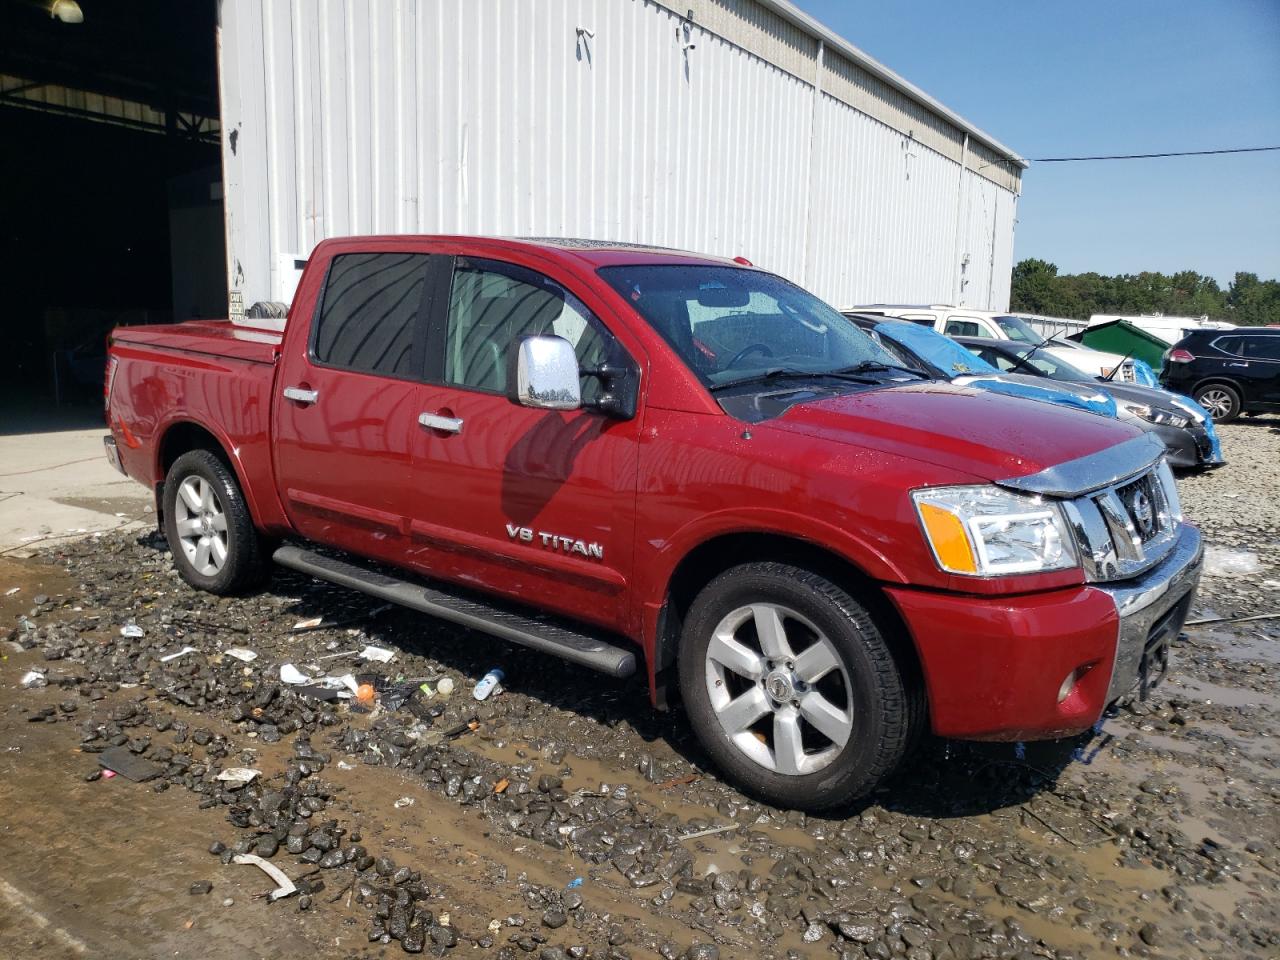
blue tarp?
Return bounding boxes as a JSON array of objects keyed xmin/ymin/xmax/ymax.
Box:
[
  {"xmin": 1130, "ymin": 358, "xmax": 1160, "ymax": 388},
  {"xmin": 876, "ymin": 322, "xmax": 1118, "ymax": 419},
  {"xmin": 960, "ymin": 376, "xmax": 1118, "ymax": 419},
  {"xmin": 875, "ymin": 321, "xmax": 998, "ymax": 378},
  {"xmin": 1166, "ymin": 394, "xmax": 1225, "ymax": 463}
]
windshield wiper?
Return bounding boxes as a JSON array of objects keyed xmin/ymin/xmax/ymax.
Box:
[
  {"xmin": 709, "ymin": 367, "xmax": 881, "ymax": 392},
  {"xmin": 1100, "ymin": 351, "xmax": 1134, "ymax": 382},
  {"xmin": 1017, "ymin": 338, "xmax": 1051, "ymax": 368},
  {"xmin": 832, "ymin": 360, "xmax": 928, "ymax": 379}
]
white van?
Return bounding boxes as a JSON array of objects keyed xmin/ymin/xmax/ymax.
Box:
[
  {"xmin": 846, "ymin": 304, "xmax": 1137, "ymax": 382},
  {"xmin": 1087, "ymin": 314, "xmax": 1235, "ymax": 347}
]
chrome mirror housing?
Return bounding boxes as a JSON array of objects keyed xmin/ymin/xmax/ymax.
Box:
[{"xmin": 511, "ymin": 335, "xmax": 581, "ymax": 410}]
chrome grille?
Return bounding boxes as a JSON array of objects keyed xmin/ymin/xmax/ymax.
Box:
[
  {"xmin": 1061, "ymin": 461, "xmax": 1180, "ymax": 582},
  {"xmin": 1116, "ymin": 473, "xmax": 1162, "ymax": 544}
]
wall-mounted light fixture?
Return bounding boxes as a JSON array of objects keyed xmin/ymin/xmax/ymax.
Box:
[{"xmin": 50, "ymin": 1, "xmax": 84, "ymax": 24}]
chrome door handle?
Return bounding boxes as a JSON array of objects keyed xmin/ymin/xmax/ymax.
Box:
[
  {"xmin": 418, "ymin": 412, "xmax": 463, "ymax": 434},
  {"xmin": 283, "ymin": 386, "xmax": 319, "ymax": 404}
]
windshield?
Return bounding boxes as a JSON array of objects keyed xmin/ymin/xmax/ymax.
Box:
[
  {"xmin": 1010, "ymin": 345, "xmax": 1096, "ymax": 382},
  {"xmin": 994, "ymin": 315, "xmax": 1046, "ymax": 345},
  {"xmin": 598, "ymin": 265, "xmax": 898, "ymax": 387},
  {"xmin": 875, "ymin": 321, "xmax": 1000, "ymax": 379}
]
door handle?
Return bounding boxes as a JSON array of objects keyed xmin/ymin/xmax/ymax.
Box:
[
  {"xmin": 419, "ymin": 412, "xmax": 463, "ymax": 434},
  {"xmin": 283, "ymin": 386, "xmax": 319, "ymax": 404}
]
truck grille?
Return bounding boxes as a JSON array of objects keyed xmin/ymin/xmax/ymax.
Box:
[
  {"xmin": 1062, "ymin": 463, "xmax": 1180, "ymax": 582},
  {"xmin": 1116, "ymin": 473, "xmax": 1163, "ymax": 544}
]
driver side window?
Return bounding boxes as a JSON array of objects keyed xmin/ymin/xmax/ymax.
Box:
[{"xmin": 443, "ymin": 258, "xmax": 609, "ymax": 401}]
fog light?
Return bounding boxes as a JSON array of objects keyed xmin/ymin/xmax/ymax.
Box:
[
  {"xmin": 1058, "ymin": 663, "xmax": 1096, "ymax": 703},
  {"xmin": 1057, "ymin": 670, "xmax": 1077, "ymax": 704}
]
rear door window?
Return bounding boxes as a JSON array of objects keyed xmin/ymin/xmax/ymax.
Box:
[
  {"xmin": 944, "ymin": 319, "xmax": 983, "ymax": 338},
  {"xmin": 1211, "ymin": 336, "xmax": 1242, "ymax": 356},
  {"xmin": 312, "ymin": 253, "xmax": 431, "ymax": 378},
  {"xmin": 1241, "ymin": 337, "xmax": 1280, "ymax": 361}
]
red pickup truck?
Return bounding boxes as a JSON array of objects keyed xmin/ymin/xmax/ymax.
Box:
[{"xmin": 105, "ymin": 236, "xmax": 1203, "ymax": 809}]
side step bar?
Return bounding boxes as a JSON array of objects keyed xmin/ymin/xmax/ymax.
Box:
[{"xmin": 272, "ymin": 544, "xmax": 637, "ymax": 679}]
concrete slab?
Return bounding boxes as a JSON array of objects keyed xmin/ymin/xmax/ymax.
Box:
[{"xmin": 0, "ymin": 428, "xmax": 153, "ymax": 554}]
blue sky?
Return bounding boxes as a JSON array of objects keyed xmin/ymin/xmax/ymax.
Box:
[{"xmin": 798, "ymin": 0, "xmax": 1280, "ymax": 287}]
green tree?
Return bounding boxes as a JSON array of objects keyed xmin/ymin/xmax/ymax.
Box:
[
  {"xmin": 1009, "ymin": 260, "xmax": 1279, "ymax": 325},
  {"xmin": 1225, "ymin": 272, "xmax": 1280, "ymax": 326}
]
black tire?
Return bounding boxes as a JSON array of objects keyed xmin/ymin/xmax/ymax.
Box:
[
  {"xmin": 1193, "ymin": 382, "xmax": 1241, "ymax": 423},
  {"xmin": 162, "ymin": 449, "xmax": 269, "ymax": 595},
  {"xmin": 678, "ymin": 562, "xmax": 915, "ymax": 811}
]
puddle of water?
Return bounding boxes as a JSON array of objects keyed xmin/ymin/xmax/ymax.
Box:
[
  {"xmin": 0, "ymin": 555, "xmax": 79, "ymax": 626},
  {"xmin": 1192, "ymin": 628, "xmax": 1280, "ymax": 666},
  {"xmin": 1168, "ymin": 675, "xmax": 1280, "ymax": 711}
]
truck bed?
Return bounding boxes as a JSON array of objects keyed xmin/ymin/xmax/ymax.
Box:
[
  {"xmin": 107, "ymin": 319, "xmax": 288, "ymax": 532},
  {"xmin": 112, "ymin": 320, "xmax": 283, "ymax": 364}
]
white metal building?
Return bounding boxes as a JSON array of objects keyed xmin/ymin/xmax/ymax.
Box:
[{"xmin": 218, "ymin": 0, "xmax": 1025, "ymax": 318}]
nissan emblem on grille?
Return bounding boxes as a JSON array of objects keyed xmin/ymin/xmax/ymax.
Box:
[{"xmin": 1129, "ymin": 487, "xmax": 1155, "ymax": 537}]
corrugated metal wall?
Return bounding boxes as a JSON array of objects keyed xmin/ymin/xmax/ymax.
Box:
[{"xmin": 218, "ymin": 0, "xmax": 1021, "ymax": 314}]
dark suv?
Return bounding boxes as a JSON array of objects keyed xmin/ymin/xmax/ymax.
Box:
[{"xmin": 1161, "ymin": 328, "xmax": 1280, "ymax": 422}]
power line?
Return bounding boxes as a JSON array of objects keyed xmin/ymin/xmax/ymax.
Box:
[{"xmin": 1029, "ymin": 145, "xmax": 1280, "ymax": 162}]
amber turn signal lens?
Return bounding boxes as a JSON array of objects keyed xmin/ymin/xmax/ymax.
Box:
[{"xmin": 917, "ymin": 502, "xmax": 977, "ymax": 574}]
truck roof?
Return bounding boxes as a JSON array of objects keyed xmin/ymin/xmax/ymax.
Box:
[{"xmin": 315, "ymin": 235, "xmax": 749, "ymax": 270}]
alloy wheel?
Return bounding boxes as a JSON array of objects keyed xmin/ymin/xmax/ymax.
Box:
[
  {"xmin": 704, "ymin": 602, "xmax": 854, "ymax": 776},
  {"xmin": 1197, "ymin": 388, "xmax": 1233, "ymax": 420},
  {"xmin": 173, "ymin": 475, "xmax": 229, "ymax": 576}
]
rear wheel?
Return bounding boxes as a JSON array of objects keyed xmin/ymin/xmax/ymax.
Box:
[
  {"xmin": 1193, "ymin": 383, "xmax": 1241, "ymax": 423},
  {"xmin": 162, "ymin": 450, "xmax": 268, "ymax": 594},
  {"xmin": 678, "ymin": 562, "xmax": 915, "ymax": 810}
]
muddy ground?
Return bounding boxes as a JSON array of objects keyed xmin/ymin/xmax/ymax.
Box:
[{"xmin": 1, "ymin": 419, "xmax": 1277, "ymax": 960}]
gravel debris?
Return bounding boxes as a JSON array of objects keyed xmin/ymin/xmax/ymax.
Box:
[{"xmin": 5, "ymin": 420, "xmax": 1279, "ymax": 958}]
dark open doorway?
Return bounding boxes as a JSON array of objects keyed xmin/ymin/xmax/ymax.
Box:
[{"xmin": 0, "ymin": 0, "xmax": 222, "ymax": 420}]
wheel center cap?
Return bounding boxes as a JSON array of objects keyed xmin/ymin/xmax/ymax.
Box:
[
  {"xmin": 200, "ymin": 515, "xmax": 213, "ymax": 535},
  {"xmin": 764, "ymin": 671, "xmax": 795, "ymax": 703}
]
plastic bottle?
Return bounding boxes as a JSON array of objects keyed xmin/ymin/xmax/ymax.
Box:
[{"xmin": 473, "ymin": 668, "xmax": 504, "ymax": 701}]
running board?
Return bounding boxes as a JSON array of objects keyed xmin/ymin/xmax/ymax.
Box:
[{"xmin": 272, "ymin": 544, "xmax": 637, "ymax": 678}]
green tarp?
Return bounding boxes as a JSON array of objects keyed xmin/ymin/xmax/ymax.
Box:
[{"xmin": 1073, "ymin": 319, "xmax": 1174, "ymax": 372}]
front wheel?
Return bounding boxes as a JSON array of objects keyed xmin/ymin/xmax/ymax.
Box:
[
  {"xmin": 678, "ymin": 562, "xmax": 915, "ymax": 811},
  {"xmin": 1193, "ymin": 383, "xmax": 1241, "ymax": 423},
  {"xmin": 162, "ymin": 449, "xmax": 268, "ymax": 595}
]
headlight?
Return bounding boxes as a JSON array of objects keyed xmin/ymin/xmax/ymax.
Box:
[
  {"xmin": 1167, "ymin": 396, "xmax": 1207, "ymax": 423},
  {"xmin": 1118, "ymin": 401, "xmax": 1189, "ymax": 428},
  {"xmin": 912, "ymin": 486, "xmax": 1077, "ymax": 576}
]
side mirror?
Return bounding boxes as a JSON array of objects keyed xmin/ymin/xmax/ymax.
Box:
[{"xmin": 510, "ymin": 335, "xmax": 582, "ymax": 410}]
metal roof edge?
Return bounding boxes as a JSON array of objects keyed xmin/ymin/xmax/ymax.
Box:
[{"xmin": 755, "ymin": 0, "xmax": 1028, "ymax": 168}]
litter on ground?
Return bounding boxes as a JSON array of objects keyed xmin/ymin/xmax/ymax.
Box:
[
  {"xmin": 215, "ymin": 767, "xmax": 261, "ymax": 787},
  {"xmin": 232, "ymin": 853, "xmax": 297, "ymax": 901},
  {"xmin": 97, "ymin": 745, "xmax": 164, "ymax": 782}
]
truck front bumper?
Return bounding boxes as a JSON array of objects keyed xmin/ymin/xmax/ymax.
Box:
[{"xmin": 886, "ymin": 524, "xmax": 1203, "ymax": 741}]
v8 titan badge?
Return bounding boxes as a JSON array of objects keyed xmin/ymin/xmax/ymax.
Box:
[{"xmin": 506, "ymin": 524, "xmax": 604, "ymax": 560}]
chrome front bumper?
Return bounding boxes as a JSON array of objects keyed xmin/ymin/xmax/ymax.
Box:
[{"xmin": 1095, "ymin": 523, "xmax": 1203, "ymax": 703}]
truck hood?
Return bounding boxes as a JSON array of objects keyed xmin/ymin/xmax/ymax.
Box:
[{"xmin": 769, "ymin": 381, "xmax": 1143, "ymax": 483}]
